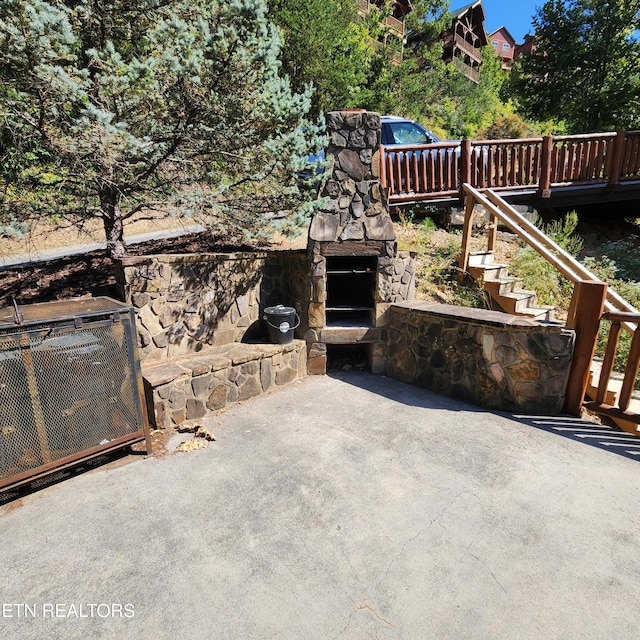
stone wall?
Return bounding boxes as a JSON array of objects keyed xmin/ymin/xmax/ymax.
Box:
[
  {"xmin": 142, "ymin": 341, "xmax": 307, "ymax": 429},
  {"xmin": 116, "ymin": 251, "xmax": 309, "ymax": 364},
  {"xmin": 308, "ymin": 110, "xmax": 395, "ymax": 248},
  {"xmin": 387, "ymin": 302, "xmax": 575, "ymax": 414}
]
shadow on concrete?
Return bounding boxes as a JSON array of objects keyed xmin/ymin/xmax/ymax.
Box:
[
  {"xmin": 0, "ymin": 445, "xmax": 144, "ymax": 506},
  {"xmin": 327, "ymin": 370, "xmax": 493, "ymax": 412},
  {"xmin": 330, "ymin": 370, "xmax": 640, "ymax": 461},
  {"xmin": 510, "ymin": 413, "xmax": 640, "ymax": 461}
]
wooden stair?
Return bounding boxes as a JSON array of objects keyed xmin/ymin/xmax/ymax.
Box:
[
  {"xmin": 586, "ymin": 360, "xmax": 640, "ymax": 435},
  {"xmin": 467, "ymin": 251, "xmax": 556, "ymax": 322}
]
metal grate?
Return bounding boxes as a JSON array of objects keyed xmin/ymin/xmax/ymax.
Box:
[{"xmin": 0, "ymin": 297, "xmax": 150, "ymax": 491}]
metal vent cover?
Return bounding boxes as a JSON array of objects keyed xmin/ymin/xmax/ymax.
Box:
[{"xmin": 0, "ymin": 297, "xmax": 150, "ymax": 491}]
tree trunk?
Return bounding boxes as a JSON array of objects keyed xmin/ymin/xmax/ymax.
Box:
[{"xmin": 100, "ymin": 187, "xmax": 127, "ymax": 259}]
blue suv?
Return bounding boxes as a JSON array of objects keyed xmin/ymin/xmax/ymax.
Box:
[{"xmin": 380, "ymin": 115, "xmax": 443, "ymax": 146}]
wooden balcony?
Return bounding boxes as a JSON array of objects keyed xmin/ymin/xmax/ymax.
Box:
[
  {"xmin": 452, "ymin": 56, "xmax": 480, "ymax": 82},
  {"xmin": 453, "ymin": 33, "xmax": 482, "ymax": 64},
  {"xmin": 385, "ymin": 15, "xmax": 404, "ymax": 38},
  {"xmin": 357, "ymin": 0, "xmax": 405, "ymax": 38},
  {"xmin": 372, "ymin": 40, "xmax": 403, "ymax": 65}
]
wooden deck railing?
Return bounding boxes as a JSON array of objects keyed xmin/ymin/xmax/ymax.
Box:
[
  {"xmin": 379, "ymin": 141, "xmax": 460, "ymax": 200},
  {"xmin": 381, "ymin": 130, "xmax": 640, "ymax": 203},
  {"xmin": 357, "ymin": 0, "xmax": 405, "ymax": 37},
  {"xmin": 582, "ymin": 311, "xmax": 640, "ymax": 425},
  {"xmin": 452, "ymin": 34, "xmax": 483, "ymax": 64},
  {"xmin": 458, "ymin": 184, "xmax": 639, "ymax": 427}
]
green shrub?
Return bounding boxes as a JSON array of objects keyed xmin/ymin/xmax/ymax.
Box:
[
  {"xmin": 415, "ymin": 235, "xmax": 487, "ymax": 308},
  {"xmin": 598, "ymin": 236, "xmax": 640, "ymax": 281},
  {"xmin": 510, "ymin": 211, "xmax": 582, "ymax": 311}
]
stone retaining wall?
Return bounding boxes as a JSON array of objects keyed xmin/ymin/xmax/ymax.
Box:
[
  {"xmin": 387, "ymin": 302, "xmax": 576, "ymax": 414},
  {"xmin": 116, "ymin": 251, "xmax": 309, "ymax": 364}
]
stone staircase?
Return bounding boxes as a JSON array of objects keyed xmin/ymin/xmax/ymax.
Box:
[{"xmin": 467, "ymin": 251, "xmax": 556, "ymax": 322}]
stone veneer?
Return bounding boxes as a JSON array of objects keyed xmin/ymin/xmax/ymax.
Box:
[
  {"xmin": 304, "ymin": 109, "xmax": 416, "ymax": 374},
  {"xmin": 387, "ymin": 302, "xmax": 576, "ymax": 414},
  {"xmin": 142, "ymin": 341, "xmax": 306, "ymax": 429},
  {"xmin": 115, "ymin": 251, "xmax": 310, "ymax": 428},
  {"xmin": 308, "ymin": 110, "xmax": 395, "ymax": 246},
  {"xmin": 116, "ymin": 251, "xmax": 308, "ymax": 364}
]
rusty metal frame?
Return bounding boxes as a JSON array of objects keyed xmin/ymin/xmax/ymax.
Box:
[{"xmin": 0, "ymin": 297, "xmax": 151, "ymax": 493}]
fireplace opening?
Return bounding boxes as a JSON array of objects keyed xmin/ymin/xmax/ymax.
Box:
[
  {"xmin": 326, "ymin": 344, "xmax": 371, "ymax": 372},
  {"xmin": 325, "ymin": 256, "xmax": 377, "ymax": 327}
]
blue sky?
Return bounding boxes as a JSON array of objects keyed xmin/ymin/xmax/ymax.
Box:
[{"xmin": 479, "ymin": 0, "xmax": 541, "ymax": 42}]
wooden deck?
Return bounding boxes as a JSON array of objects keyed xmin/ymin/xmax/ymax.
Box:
[{"xmin": 380, "ymin": 130, "xmax": 640, "ymax": 208}]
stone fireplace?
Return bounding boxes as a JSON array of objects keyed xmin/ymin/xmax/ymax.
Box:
[{"xmin": 305, "ymin": 110, "xmax": 415, "ymax": 374}]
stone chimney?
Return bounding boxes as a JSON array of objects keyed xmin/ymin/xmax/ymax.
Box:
[
  {"xmin": 308, "ymin": 109, "xmax": 396, "ymax": 254},
  {"xmin": 304, "ymin": 109, "xmax": 415, "ymax": 376}
]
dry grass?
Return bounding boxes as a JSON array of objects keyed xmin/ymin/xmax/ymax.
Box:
[{"xmin": 0, "ymin": 212, "xmax": 200, "ymax": 260}]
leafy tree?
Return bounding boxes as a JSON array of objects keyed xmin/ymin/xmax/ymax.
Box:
[
  {"xmin": 0, "ymin": 0, "xmax": 324, "ymax": 258},
  {"xmin": 508, "ymin": 0, "xmax": 640, "ymax": 133},
  {"xmin": 267, "ymin": 0, "xmax": 378, "ymax": 116}
]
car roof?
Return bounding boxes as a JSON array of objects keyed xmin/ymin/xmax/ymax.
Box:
[{"xmin": 380, "ymin": 115, "xmax": 413, "ymax": 123}]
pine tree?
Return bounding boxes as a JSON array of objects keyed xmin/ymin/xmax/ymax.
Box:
[
  {"xmin": 508, "ymin": 0, "xmax": 640, "ymax": 133},
  {"xmin": 0, "ymin": 0, "xmax": 324, "ymax": 257}
]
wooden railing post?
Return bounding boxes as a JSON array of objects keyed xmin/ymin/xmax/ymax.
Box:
[
  {"xmin": 379, "ymin": 143, "xmax": 387, "ymax": 189},
  {"xmin": 459, "ymin": 139, "xmax": 472, "ymax": 195},
  {"xmin": 537, "ymin": 135, "xmax": 553, "ymax": 198},
  {"xmin": 563, "ymin": 280, "xmax": 608, "ymax": 416},
  {"xmin": 457, "ymin": 184, "xmax": 476, "ymax": 282},
  {"xmin": 607, "ymin": 130, "xmax": 626, "ymax": 187},
  {"xmin": 619, "ymin": 327, "xmax": 640, "ymax": 412}
]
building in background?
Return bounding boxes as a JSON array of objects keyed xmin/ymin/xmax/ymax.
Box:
[
  {"xmin": 356, "ymin": 0, "xmax": 413, "ymax": 64},
  {"xmin": 489, "ymin": 28, "xmax": 534, "ymax": 71},
  {"xmin": 441, "ymin": 1, "xmax": 487, "ymax": 82},
  {"xmin": 489, "ymin": 26, "xmax": 517, "ymax": 70}
]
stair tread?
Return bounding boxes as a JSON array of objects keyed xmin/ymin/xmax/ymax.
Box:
[
  {"xmin": 468, "ymin": 262, "xmax": 508, "ymax": 269},
  {"xmin": 466, "ymin": 250, "xmax": 557, "ymax": 322},
  {"xmin": 483, "ymin": 276, "xmax": 520, "ymax": 284},
  {"xmin": 500, "ymin": 290, "xmax": 538, "ymax": 299},
  {"xmin": 520, "ymin": 307, "xmax": 556, "ymax": 314}
]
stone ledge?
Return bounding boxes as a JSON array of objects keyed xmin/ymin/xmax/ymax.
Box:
[
  {"xmin": 119, "ymin": 252, "xmax": 270, "ymax": 266},
  {"xmin": 320, "ymin": 326, "xmax": 382, "ymax": 344},
  {"xmin": 142, "ymin": 340, "xmax": 306, "ymax": 429},
  {"xmin": 392, "ymin": 301, "xmax": 561, "ymax": 328}
]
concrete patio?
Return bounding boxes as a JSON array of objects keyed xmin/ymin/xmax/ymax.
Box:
[{"xmin": 1, "ymin": 372, "xmax": 639, "ymax": 639}]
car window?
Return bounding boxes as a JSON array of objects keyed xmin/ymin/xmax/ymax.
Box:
[{"xmin": 388, "ymin": 122, "xmax": 433, "ymax": 145}]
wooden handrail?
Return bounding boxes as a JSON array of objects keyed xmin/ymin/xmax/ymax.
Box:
[
  {"xmin": 459, "ymin": 184, "xmax": 639, "ymax": 424},
  {"xmin": 461, "ymin": 184, "xmax": 639, "ymax": 333}
]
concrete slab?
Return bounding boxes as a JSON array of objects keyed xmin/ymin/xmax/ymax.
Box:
[{"xmin": 1, "ymin": 373, "xmax": 639, "ymax": 639}]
